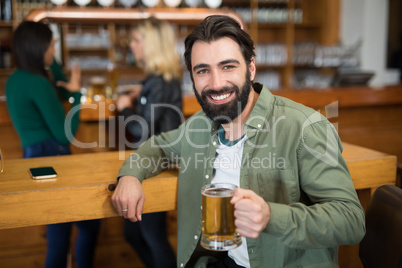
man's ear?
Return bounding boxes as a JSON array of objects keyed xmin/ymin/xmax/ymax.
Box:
[{"xmin": 249, "ymin": 57, "xmax": 256, "ymax": 81}]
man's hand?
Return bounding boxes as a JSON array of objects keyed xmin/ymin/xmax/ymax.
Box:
[
  {"xmin": 111, "ymin": 176, "xmax": 145, "ymax": 222},
  {"xmin": 231, "ymin": 188, "xmax": 271, "ymax": 239}
]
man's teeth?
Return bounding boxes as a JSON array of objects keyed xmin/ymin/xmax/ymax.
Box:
[{"xmin": 211, "ymin": 93, "xmax": 231, "ymax": 101}]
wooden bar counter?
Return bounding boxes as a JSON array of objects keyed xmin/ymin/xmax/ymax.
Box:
[
  {"xmin": 0, "ymin": 151, "xmax": 176, "ymax": 230},
  {"xmin": 0, "ymin": 142, "xmax": 396, "ymax": 230}
]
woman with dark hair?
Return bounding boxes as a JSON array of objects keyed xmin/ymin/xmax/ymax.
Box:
[{"xmin": 6, "ymin": 21, "xmax": 100, "ymax": 268}]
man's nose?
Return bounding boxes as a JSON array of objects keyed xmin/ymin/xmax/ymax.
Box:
[{"xmin": 210, "ymin": 70, "xmax": 225, "ymax": 90}]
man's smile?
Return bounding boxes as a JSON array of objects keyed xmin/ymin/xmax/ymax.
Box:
[{"xmin": 207, "ymin": 91, "xmax": 234, "ymax": 104}]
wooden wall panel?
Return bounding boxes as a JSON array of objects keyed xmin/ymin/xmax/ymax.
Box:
[
  {"xmin": 0, "ymin": 124, "xmax": 22, "ymax": 159},
  {"xmin": 337, "ymin": 105, "xmax": 402, "ymax": 164},
  {"xmin": 0, "ymin": 214, "xmax": 178, "ymax": 268}
]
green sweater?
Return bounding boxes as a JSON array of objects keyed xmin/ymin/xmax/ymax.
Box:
[
  {"xmin": 6, "ymin": 60, "xmax": 81, "ymax": 147},
  {"xmin": 118, "ymin": 83, "xmax": 365, "ymax": 268}
]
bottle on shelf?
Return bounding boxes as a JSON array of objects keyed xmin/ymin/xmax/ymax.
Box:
[
  {"xmin": 0, "ymin": 42, "xmax": 4, "ymax": 69},
  {"xmin": 0, "ymin": 41, "xmax": 11, "ymax": 69},
  {"xmin": 0, "ymin": 0, "xmax": 2, "ymax": 21},
  {"xmin": 2, "ymin": 41, "xmax": 11, "ymax": 68},
  {"xmin": 2, "ymin": 0, "xmax": 12, "ymax": 21}
]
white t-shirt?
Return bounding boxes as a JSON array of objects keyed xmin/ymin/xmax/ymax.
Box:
[{"xmin": 211, "ymin": 132, "xmax": 250, "ymax": 268}]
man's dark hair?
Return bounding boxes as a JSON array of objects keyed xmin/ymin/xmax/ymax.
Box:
[
  {"xmin": 184, "ymin": 15, "xmax": 255, "ymax": 73},
  {"xmin": 12, "ymin": 21, "xmax": 53, "ymax": 78}
]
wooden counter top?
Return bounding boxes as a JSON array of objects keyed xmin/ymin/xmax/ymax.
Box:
[
  {"xmin": 0, "ymin": 143, "xmax": 396, "ymax": 230},
  {"xmin": 0, "ymin": 150, "xmax": 178, "ymax": 230}
]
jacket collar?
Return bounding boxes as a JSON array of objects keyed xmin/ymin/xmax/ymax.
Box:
[{"xmin": 245, "ymin": 82, "xmax": 273, "ymax": 130}]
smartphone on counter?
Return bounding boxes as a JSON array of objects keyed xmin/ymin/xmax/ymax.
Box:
[{"xmin": 29, "ymin": 167, "xmax": 58, "ymax": 180}]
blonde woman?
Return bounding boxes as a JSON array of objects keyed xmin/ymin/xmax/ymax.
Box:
[{"xmin": 116, "ymin": 17, "xmax": 182, "ymax": 268}]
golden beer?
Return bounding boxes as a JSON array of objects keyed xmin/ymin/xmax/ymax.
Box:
[
  {"xmin": 90, "ymin": 76, "xmax": 106, "ymax": 100},
  {"xmin": 107, "ymin": 63, "xmax": 119, "ymax": 98},
  {"xmin": 201, "ymin": 183, "xmax": 242, "ymax": 251}
]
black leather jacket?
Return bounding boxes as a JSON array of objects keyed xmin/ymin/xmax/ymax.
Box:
[{"xmin": 120, "ymin": 74, "xmax": 183, "ymax": 148}]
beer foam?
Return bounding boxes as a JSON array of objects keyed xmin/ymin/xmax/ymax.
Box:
[
  {"xmin": 203, "ymin": 188, "xmax": 234, "ymax": 198},
  {"xmin": 90, "ymin": 76, "xmax": 106, "ymax": 83}
]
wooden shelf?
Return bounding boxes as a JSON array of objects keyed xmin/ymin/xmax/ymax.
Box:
[
  {"xmin": 0, "ymin": 22, "xmax": 13, "ymax": 27},
  {"xmin": 257, "ymin": 64, "xmax": 286, "ymax": 69},
  {"xmin": 257, "ymin": 23, "xmax": 288, "ymax": 29},
  {"xmin": 0, "ymin": 1, "xmax": 341, "ymax": 93},
  {"xmin": 26, "ymin": 7, "xmax": 245, "ymax": 26},
  {"xmin": 295, "ymin": 21, "xmax": 322, "ymax": 28},
  {"xmin": 68, "ymin": 47, "xmax": 109, "ymax": 52},
  {"xmin": 256, "ymin": 22, "xmax": 323, "ymax": 29},
  {"xmin": 0, "ymin": 68, "xmax": 15, "ymax": 74}
]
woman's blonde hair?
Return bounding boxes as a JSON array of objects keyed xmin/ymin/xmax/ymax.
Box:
[{"xmin": 133, "ymin": 17, "xmax": 182, "ymax": 81}]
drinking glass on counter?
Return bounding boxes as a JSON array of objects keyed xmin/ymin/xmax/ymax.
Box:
[
  {"xmin": 107, "ymin": 62, "xmax": 119, "ymax": 100},
  {"xmin": 84, "ymin": 64, "xmax": 120, "ymax": 102},
  {"xmin": 89, "ymin": 76, "xmax": 106, "ymax": 102},
  {"xmin": 201, "ymin": 183, "xmax": 242, "ymax": 251}
]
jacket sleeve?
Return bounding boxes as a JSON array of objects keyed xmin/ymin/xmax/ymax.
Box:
[
  {"xmin": 265, "ymin": 120, "xmax": 366, "ymax": 248},
  {"xmin": 49, "ymin": 59, "xmax": 73, "ymax": 102},
  {"xmin": 118, "ymin": 121, "xmax": 184, "ymax": 181}
]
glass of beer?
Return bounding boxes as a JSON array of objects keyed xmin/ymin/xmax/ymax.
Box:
[
  {"xmin": 201, "ymin": 183, "xmax": 242, "ymax": 251},
  {"xmin": 107, "ymin": 62, "xmax": 119, "ymax": 99},
  {"xmin": 90, "ymin": 76, "xmax": 106, "ymax": 101}
]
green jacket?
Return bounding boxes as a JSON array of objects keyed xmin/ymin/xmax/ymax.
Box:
[
  {"xmin": 6, "ymin": 60, "xmax": 81, "ymax": 147},
  {"xmin": 119, "ymin": 83, "xmax": 365, "ymax": 268}
]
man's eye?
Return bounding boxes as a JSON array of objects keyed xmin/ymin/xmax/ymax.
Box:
[
  {"xmin": 196, "ymin": 69, "xmax": 207, "ymax": 74},
  {"xmin": 223, "ymin": 65, "xmax": 235, "ymax": 70}
]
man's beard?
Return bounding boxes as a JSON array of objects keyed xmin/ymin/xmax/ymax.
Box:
[{"xmin": 193, "ymin": 71, "xmax": 252, "ymax": 124}]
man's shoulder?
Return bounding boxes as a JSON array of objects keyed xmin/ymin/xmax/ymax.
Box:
[
  {"xmin": 256, "ymin": 83, "xmax": 317, "ymax": 118},
  {"xmin": 183, "ymin": 109, "xmax": 217, "ymax": 130},
  {"xmin": 271, "ymin": 93, "xmax": 323, "ymax": 121}
]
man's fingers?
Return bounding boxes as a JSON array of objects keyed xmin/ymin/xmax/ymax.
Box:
[
  {"xmin": 125, "ymin": 200, "xmax": 135, "ymax": 221},
  {"xmin": 111, "ymin": 176, "xmax": 145, "ymax": 222},
  {"xmin": 231, "ymin": 188, "xmax": 271, "ymax": 236},
  {"xmin": 231, "ymin": 188, "xmax": 257, "ymax": 204},
  {"xmin": 137, "ymin": 196, "xmax": 145, "ymax": 221},
  {"xmin": 125, "ymin": 196, "xmax": 144, "ymax": 222},
  {"xmin": 235, "ymin": 218, "xmax": 257, "ymax": 236},
  {"xmin": 111, "ymin": 192, "xmax": 121, "ymax": 215},
  {"xmin": 112, "ymin": 196, "xmax": 127, "ymax": 217}
]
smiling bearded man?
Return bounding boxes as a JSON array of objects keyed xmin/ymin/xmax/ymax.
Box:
[{"xmin": 112, "ymin": 15, "xmax": 366, "ymax": 268}]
